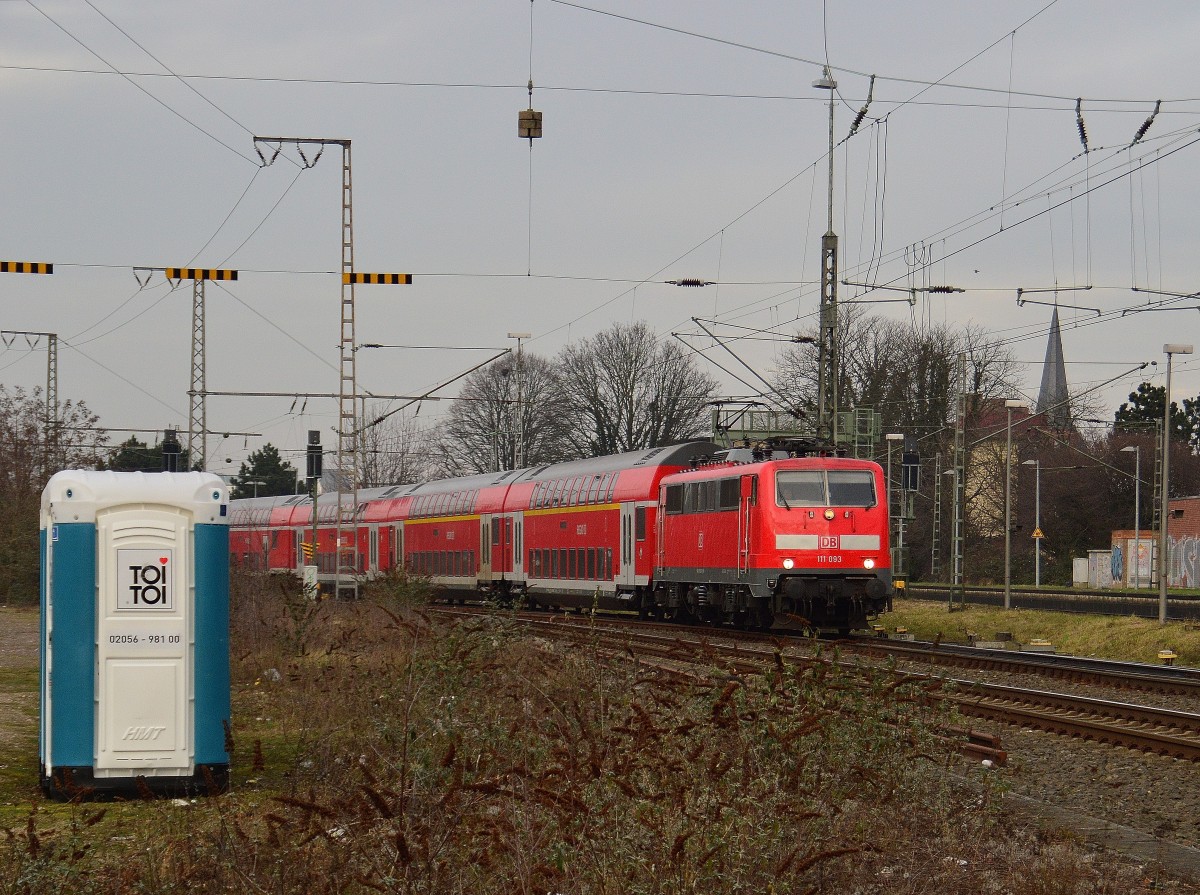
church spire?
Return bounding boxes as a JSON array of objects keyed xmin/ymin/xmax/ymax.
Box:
[{"xmin": 1036, "ymin": 306, "xmax": 1070, "ymax": 429}]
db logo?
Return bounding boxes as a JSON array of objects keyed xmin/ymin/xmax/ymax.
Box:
[{"xmin": 819, "ymin": 535, "xmax": 839, "ymax": 549}]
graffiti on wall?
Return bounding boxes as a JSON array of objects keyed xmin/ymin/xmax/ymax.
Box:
[{"xmin": 1169, "ymin": 535, "xmax": 1200, "ymax": 588}]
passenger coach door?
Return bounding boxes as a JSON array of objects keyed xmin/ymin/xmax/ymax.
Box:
[
  {"xmin": 479, "ymin": 514, "xmax": 493, "ymax": 581},
  {"xmin": 738, "ymin": 475, "xmax": 757, "ymax": 575},
  {"xmin": 618, "ymin": 502, "xmax": 636, "ymax": 587},
  {"xmin": 495, "ymin": 514, "xmax": 514, "ymax": 577},
  {"xmin": 512, "ymin": 515, "xmax": 523, "ymax": 579}
]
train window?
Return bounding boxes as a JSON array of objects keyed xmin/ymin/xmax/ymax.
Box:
[
  {"xmin": 828, "ymin": 470, "xmax": 877, "ymax": 507},
  {"xmin": 635, "ymin": 506, "xmax": 647, "ymax": 541},
  {"xmin": 604, "ymin": 548, "xmax": 612, "ymax": 580},
  {"xmin": 664, "ymin": 484, "xmax": 683, "ymax": 514},
  {"xmin": 776, "ymin": 471, "xmax": 826, "ymax": 507},
  {"xmin": 587, "ymin": 548, "xmax": 596, "ymax": 579},
  {"xmin": 719, "ymin": 478, "xmax": 740, "ymax": 510},
  {"xmin": 577, "ymin": 549, "xmax": 586, "ymax": 578},
  {"xmin": 603, "ymin": 474, "xmax": 616, "ymax": 502},
  {"xmin": 568, "ymin": 550, "xmax": 577, "ymax": 578}
]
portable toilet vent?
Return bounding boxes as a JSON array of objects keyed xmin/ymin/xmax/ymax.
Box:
[{"xmin": 40, "ymin": 471, "xmax": 231, "ymax": 799}]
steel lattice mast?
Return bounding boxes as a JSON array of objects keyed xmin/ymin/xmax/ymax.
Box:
[{"xmin": 814, "ymin": 67, "xmax": 839, "ymax": 442}]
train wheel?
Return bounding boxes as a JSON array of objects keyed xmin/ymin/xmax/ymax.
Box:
[{"xmin": 753, "ymin": 603, "xmax": 774, "ymax": 630}]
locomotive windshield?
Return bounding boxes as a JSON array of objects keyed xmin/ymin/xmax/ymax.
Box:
[{"xmin": 776, "ymin": 469, "xmax": 876, "ymax": 508}]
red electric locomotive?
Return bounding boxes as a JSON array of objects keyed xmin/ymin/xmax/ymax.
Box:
[{"xmin": 652, "ymin": 444, "xmax": 892, "ymax": 633}]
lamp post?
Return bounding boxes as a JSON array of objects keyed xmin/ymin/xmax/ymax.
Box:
[
  {"xmin": 1120, "ymin": 444, "xmax": 1141, "ymax": 588},
  {"xmin": 243, "ymin": 478, "xmax": 265, "ymax": 498},
  {"xmin": 885, "ymin": 433, "xmax": 903, "ymax": 572},
  {"xmin": 1003, "ymin": 399, "xmax": 1024, "ymax": 610},
  {"xmin": 1021, "ymin": 458, "xmax": 1041, "ymax": 588},
  {"xmin": 1160, "ymin": 343, "xmax": 1192, "ymax": 624}
]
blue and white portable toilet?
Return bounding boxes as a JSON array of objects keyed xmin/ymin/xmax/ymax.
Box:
[{"xmin": 40, "ymin": 471, "xmax": 231, "ymax": 798}]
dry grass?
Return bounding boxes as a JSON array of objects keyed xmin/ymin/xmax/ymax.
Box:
[
  {"xmin": 0, "ymin": 577, "xmax": 1193, "ymax": 893},
  {"xmin": 889, "ymin": 597, "xmax": 1200, "ymax": 667}
]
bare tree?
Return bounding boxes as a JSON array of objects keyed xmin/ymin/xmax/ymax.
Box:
[
  {"xmin": 360, "ymin": 405, "xmax": 435, "ymax": 486},
  {"xmin": 435, "ymin": 352, "xmax": 573, "ymax": 475},
  {"xmin": 0, "ymin": 385, "xmax": 107, "ymax": 602},
  {"xmin": 774, "ymin": 312, "xmax": 1020, "ymax": 448},
  {"xmin": 555, "ymin": 321, "xmax": 719, "ymax": 456}
]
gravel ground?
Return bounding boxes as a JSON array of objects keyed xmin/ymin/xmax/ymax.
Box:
[{"xmin": 874, "ymin": 653, "xmax": 1200, "ymax": 852}]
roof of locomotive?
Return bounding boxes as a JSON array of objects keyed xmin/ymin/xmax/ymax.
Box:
[{"xmin": 661, "ymin": 452, "xmax": 884, "ymax": 483}]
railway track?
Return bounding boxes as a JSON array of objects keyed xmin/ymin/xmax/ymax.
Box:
[
  {"xmin": 430, "ymin": 606, "xmax": 1200, "ymax": 763},
  {"xmin": 844, "ymin": 637, "xmax": 1200, "ymax": 697},
  {"xmin": 945, "ymin": 679, "xmax": 1200, "ymax": 761}
]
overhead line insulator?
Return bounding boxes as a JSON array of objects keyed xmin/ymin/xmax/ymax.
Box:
[{"xmin": 1075, "ymin": 98, "xmax": 1089, "ymax": 153}]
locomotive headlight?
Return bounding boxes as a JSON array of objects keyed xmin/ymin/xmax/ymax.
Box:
[
  {"xmin": 863, "ymin": 558, "xmax": 876, "ymax": 569},
  {"xmin": 823, "ymin": 509, "xmax": 835, "ymax": 521},
  {"xmin": 782, "ymin": 558, "xmax": 795, "ymax": 569}
]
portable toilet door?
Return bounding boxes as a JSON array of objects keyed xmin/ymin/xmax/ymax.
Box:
[{"xmin": 40, "ymin": 470, "xmax": 231, "ymax": 799}]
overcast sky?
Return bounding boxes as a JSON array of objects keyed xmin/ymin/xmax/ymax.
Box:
[{"xmin": 3, "ymin": 0, "xmax": 1199, "ymax": 478}]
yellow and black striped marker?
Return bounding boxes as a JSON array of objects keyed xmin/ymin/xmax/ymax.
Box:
[
  {"xmin": 165, "ymin": 268, "xmax": 238, "ymax": 281},
  {"xmin": 1, "ymin": 261, "xmax": 53, "ymax": 274},
  {"xmin": 343, "ymin": 272, "xmax": 412, "ymax": 285}
]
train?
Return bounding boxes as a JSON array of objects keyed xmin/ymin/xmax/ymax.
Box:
[{"xmin": 228, "ymin": 438, "xmax": 893, "ymax": 633}]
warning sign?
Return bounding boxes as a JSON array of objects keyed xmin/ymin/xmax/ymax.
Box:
[
  {"xmin": 116, "ymin": 549, "xmax": 173, "ymax": 610},
  {"xmin": 1032, "ymin": 528, "xmax": 1044, "ymax": 540}
]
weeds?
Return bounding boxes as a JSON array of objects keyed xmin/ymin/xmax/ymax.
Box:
[{"xmin": 1, "ymin": 579, "xmax": 1193, "ymax": 893}]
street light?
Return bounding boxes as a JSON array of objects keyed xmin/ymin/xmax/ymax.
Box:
[
  {"xmin": 1003, "ymin": 399, "xmax": 1024, "ymax": 610},
  {"xmin": 242, "ymin": 478, "xmax": 265, "ymax": 498},
  {"xmin": 1120, "ymin": 444, "xmax": 1141, "ymax": 588},
  {"xmin": 885, "ymin": 434, "xmax": 903, "ymax": 573},
  {"xmin": 1160, "ymin": 343, "xmax": 1192, "ymax": 624},
  {"xmin": 1021, "ymin": 458, "xmax": 1041, "ymax": 587}
]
